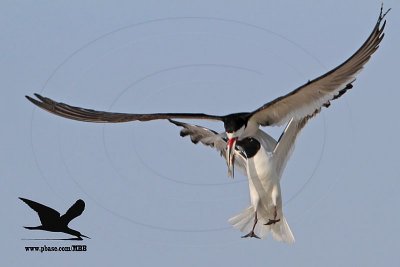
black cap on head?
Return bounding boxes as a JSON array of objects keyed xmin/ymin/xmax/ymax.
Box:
[{"xmin": 223, "ymin": 113, "xmax": 250, "ymax": 133}]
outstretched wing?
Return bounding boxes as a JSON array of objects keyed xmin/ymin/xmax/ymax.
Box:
[
  {"xmin": 60, "ymin": 199, "xmax": 85, "ymax": 225},
  {"xmin": 250, "ymin": 6, "xmax": 389, "ymax": 127},
  {"xmin": 19, "ymin": 197, "xmax": 60, "ymax": 225},
  {"xmin": 168, "ymin": 119, "xmax": 247, "ymax": 175},
  {"xmin": 26, "ymin": 94, "xmax": 222, "ymax": 123},
  {"xmin": 272, "ymin": 116, "xmax": 311, "ymax": 179}
]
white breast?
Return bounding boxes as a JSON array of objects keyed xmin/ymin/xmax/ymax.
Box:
[{"xmin": 246, "ymin": 143, "xmax": 280, "ymax": 209}]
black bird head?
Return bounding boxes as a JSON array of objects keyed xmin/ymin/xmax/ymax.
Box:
[
  {"xmin": 236, "ymin": 137, "xmax": 261, "ymax": 159},
  {"xmin": 67, "ymin": 228, "xmax": 90, "ymax": 240},
  {"xmin": 223, "ymin": 113, "xmax": 250, "ymax": 174},
  {"xmin": 20, "ymin": 197, "xmax": 89, "ymax": 240}
]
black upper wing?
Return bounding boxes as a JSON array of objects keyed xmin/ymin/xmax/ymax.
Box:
[
  {"xmin": 250, "ymin": 6, "xmax": 389, "ymax": 127},
  {"xmin": 60, "ymin": 199, "xmax": 85, "ymax": 225},
  {"xmin": 19, "ymin": 197, "xmax": 60, "ymax": 225},
  {"xmin": 26, "ymin": 93, "xmax": 223, "ymax": 123}
]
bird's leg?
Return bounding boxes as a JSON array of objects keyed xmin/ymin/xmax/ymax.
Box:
[
  {"xmin": 241, "ymin": 212, "xmax": 260, "ymax": 239},
  {"xmin": 264, "ymin": 206, "xmax": 280, "ymax": 225}
]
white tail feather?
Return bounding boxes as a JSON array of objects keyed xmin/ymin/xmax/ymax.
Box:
[
  {"xmin": 228, "ymin": 206, "xmax": 295, "ymax": 243},
  {"xmin": 270, "ymin": 216, "xmax": 295, "ymax": 244},
  {"xmin": 228, "ymin": 206, "xmax": 254, "ymax": 233}
]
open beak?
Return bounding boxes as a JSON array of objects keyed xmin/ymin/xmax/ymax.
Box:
[
  {"xmin": 81, "ymin": 234, "xmax": 90, "ymax": 239},
  {"xmin": 226, "ymin": 137, "xmax": 237, "ymax": 178}
]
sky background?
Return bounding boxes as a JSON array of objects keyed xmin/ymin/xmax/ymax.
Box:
[{"xmin": 1, "ymin": 0, "xmax": 399, "ymax": 266}]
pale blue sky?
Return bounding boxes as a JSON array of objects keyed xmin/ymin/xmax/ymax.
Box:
[{"xmin": 1, "ymin": 1, "xmax": 399, "ymax": 266}]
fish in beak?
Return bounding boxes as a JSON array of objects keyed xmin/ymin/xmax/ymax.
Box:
[{"xmin": 226, "ymin": 137, "xmax": 237, "ymax": 178}]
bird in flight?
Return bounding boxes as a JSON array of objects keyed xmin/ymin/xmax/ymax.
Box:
[
  {"xmin": 20, "ymin": 197, "xmax": 90, "ymax": 240},
  {"xmin": 26, "ymin": 7, "xmax": 388, "ymax": 175},
  {"xmin": 170, "ymin": 115, "xmax": 310, "ymax": 242},
  {"xmin": 26, "ymin": 6, "xmax": 389, "ymax": 242}
]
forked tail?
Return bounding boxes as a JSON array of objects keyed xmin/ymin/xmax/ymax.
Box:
[
  {"xmin": 269, "ymin": 216, "xmax": 295, "ymax": 244},
  {"xmin": 228, "ymin": 206, "xmax": 295, "ymax": 244}
]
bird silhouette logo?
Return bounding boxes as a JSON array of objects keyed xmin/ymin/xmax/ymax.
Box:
[{"xmin": 20, "ymin": 197, "xmax": 90, "ymax": 240}]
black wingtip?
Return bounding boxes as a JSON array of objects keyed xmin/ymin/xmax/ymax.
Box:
[
  {"xmin": 25, "ymin": 94, "xmax": 43, "ymax": 106},
  {"xmin": 379, "ymin": 4, "xmax": 391, "ymax": 23},
  {"xmin": 33, "ymin": 93, "xmax": 45, "ymax": 101},
  {"xmin": 25, "ymin": 95, "xmax": 35, "ymax": 102},
  {"xmin": 26, "ymin": 93, "xmax": 57, "ymax": 111},
  {"xmin": 19, "ymin": 197, "xmax": 32, "ymax": 207}
]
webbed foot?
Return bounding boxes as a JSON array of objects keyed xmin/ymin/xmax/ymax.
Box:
[{"xmin": 241, "ymin": 231, "xmax": 260, "ymax": 239}]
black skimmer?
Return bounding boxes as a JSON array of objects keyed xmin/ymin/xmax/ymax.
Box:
[
  {"xmin": 20, "ymin": 197, "xmax": 89, "ymax": 240},
  {"xmin": 170, "ymin": 115, "xmax": 311, "ymax": 242},
  {"xmin": 26, "ymin": 7, "xmax": 389, "ymax": 175}
]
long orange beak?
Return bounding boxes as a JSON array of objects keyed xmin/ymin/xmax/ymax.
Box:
[{"xmin": 226, "ymin": 137, "xmax": 237, "ymax": 178}]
